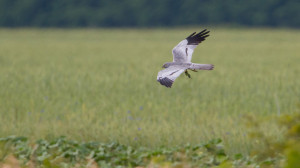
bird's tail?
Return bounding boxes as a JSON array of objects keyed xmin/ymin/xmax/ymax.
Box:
[{"xmin": 190, "ymin": 63, "xmax": 214, "ymax": 70}]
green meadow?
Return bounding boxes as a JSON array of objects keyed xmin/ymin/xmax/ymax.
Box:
[{"xmin": 0, "ymin": 28, "xmax": 299, "ymax": 156}]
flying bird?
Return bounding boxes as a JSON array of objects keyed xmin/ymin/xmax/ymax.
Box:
[{"xmin": 157, "ymin": 29, "xmax": 214, "ymax": 88}]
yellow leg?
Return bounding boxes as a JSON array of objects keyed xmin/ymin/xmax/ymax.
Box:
[{"xmin": 185, "ymin": 70, "xmax": 191, "ymax": 78}]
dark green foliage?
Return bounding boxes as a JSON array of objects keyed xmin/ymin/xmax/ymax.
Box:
[
  {"xmin": 1, "ymin": 113, "xmax": 300, "ymax": 167},
  {"xmin": 0, "ymin": 136, "xmax": 281, "ymax": 167},
  {"xmin": 0, "ymin": 0, "xmax": 299, "ymax": 28},
  {"xmin": 0, "ymin": 137, "xmax": 242, "ymax": 167}
]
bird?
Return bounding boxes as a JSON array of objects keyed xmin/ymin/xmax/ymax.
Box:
[{"xmin": 157, "ymin": 29, "xmax": 214, "ymax": 88}]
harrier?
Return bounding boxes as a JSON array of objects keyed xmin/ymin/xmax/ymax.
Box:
[{"xmin": 157, "ymin": 29, "xmax": 214, "ymax": 88}]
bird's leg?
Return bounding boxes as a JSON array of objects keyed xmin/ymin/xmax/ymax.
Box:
[
  {"xmin": 191, "ymin": 69, "xmax": 198, "ymax": 72},
  {"xmin": 185, "ymin": 70, "xmax": 191, "ymax": 78}
]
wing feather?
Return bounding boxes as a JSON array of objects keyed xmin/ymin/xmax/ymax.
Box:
[
  {"xmin": 157, "ymin": 66, "xmax": 186, "ymax": 88},
  {"xmin": 186, "ymin": 29, "xmax": 210, "ymax": 45},
  {"xmin": 172, "ymin": 29, "xmax": 210, "ymax": 63}
]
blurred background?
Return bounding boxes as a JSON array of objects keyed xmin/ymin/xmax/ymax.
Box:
[
  {"xmin": 0, "ymin": 0, "xmax": 299, "ymax": 28},
  {"xmin": 0, "ymin": 0, "xmax": 300, "ymax": 167}
]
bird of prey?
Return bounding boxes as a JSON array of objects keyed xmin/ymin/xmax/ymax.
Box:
[{"xmin": 157, "ymin": 29, "xmax": 214, "ymax": 88}]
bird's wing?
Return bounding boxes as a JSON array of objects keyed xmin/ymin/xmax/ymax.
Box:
[
  {"xmin": 172, "ymin": 29, "xmax": 210, "ymax": 63},
  {"xmin": 157, "ymin": 65, "xmax": 186, "ymax": 88}
]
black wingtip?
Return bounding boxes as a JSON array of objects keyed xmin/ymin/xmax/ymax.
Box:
[
  {"xmin": 157, "ymin": 77, "xmax": 173, "ymax": 88},
  {"xmin": 199, "ymin": 29, "xmax": 209, "ymax": 34},
  {"xmin": 186, "ymin": 32, "xmax": 196, "ymax": 39},
  {"xmin": 186, "ymin": 29, "xmax": 210, "ymax": 45}
]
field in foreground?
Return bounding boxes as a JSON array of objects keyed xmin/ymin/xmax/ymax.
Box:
[
  {"xmin": 1, "ymin": 114, "xmax": 299, "ymax": 167},
  {"xmin": 0, "ymin": 28, "xmax": 299, "ymax": 156}
]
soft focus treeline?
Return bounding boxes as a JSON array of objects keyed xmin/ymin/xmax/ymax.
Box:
[{"xmin": 0, "ymin": 0, "xmax": 299, "ymax": 28}]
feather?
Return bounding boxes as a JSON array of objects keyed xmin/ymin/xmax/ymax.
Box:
[{"xmin": 172, "ymin": 29, "xmax": 210, "ymax": 63}]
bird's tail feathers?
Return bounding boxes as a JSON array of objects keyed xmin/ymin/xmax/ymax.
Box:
[{"xmin": 190, "ymin": 63, "xmax": 214, "ymax": 70}]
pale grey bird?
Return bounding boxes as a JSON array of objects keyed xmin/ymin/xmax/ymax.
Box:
[{"xmin": 157, "ymin": 29, "xmax": 214, "ymax": 88}]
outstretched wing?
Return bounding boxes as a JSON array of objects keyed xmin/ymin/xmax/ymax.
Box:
[
  {"xmin": 172, "ymin": 29, "xmax": 210, "ymax": 63},
  {"xmin": 157, "ymin": 65, "xmax": 186, "ymax": 88}
]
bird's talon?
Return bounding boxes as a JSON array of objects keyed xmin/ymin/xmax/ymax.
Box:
[{"xmin": 185, "ymin": 70, "xmax": 192, "ymax": 78}]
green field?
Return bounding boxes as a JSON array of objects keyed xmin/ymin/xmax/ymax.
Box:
[{"xmin": 0, "ymin": 28, "xmax": 299, "ymax": 157}]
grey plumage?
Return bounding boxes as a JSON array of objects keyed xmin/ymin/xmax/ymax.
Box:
[{"xmin": 157, "ymin": 29, "xmax": 214, "ymax": 88}]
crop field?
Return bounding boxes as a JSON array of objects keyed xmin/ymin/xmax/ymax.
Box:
[{"xmin": 0, "ymin": 28, "xmax": 299, "ymax": 167}]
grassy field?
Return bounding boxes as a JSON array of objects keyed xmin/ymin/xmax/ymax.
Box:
[{"xmin": 0, "ymin": 28, "xmax": 299, "ymax": 156}]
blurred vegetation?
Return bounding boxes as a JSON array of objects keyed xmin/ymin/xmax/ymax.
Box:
[
  {"xmin": 0, "ymin": 113, "xmax": 299, "ymax": 167},
  {"xmin": 0, "ymin": 0, "xmax": 299, "ymax": 28}
]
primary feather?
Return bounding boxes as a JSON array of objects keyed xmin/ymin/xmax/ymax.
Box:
[{"xmin": 157, "ymin": 65, "xmax": 186, "ymax": 88}]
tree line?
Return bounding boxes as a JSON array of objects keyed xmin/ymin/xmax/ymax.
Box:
[{"xmin": 0, "ymin": 0, "xmax": 299, "ymax": 28}]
